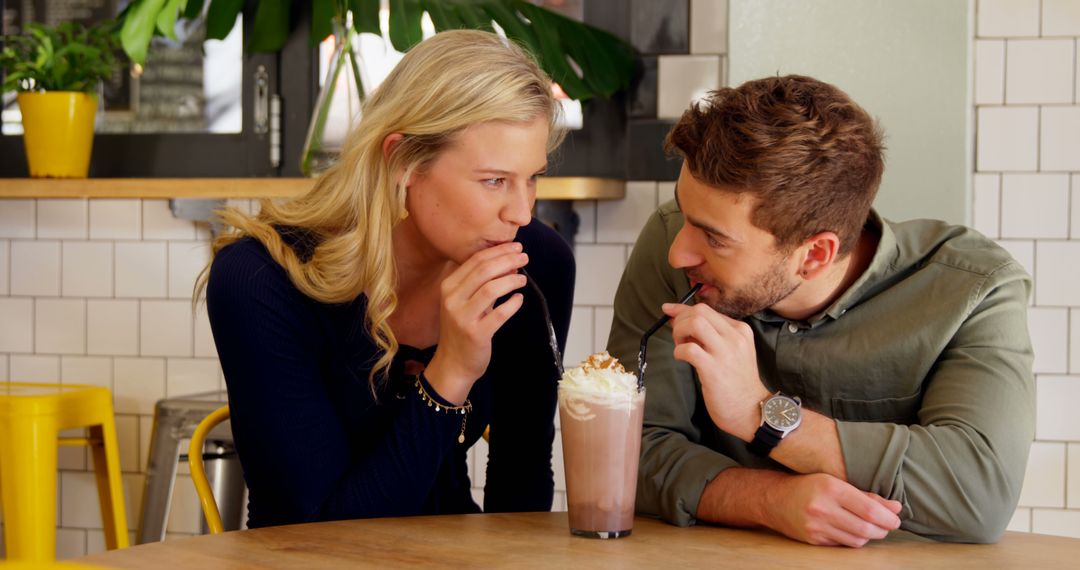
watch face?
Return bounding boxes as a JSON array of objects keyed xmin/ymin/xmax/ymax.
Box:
[{"xmin": 763, "ymin": 396, "xmax": 801, "ymax": 430}]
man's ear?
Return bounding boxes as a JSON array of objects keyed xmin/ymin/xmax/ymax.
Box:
[{"xmin": 796, "ymin": 231, "xmax": 841, "ymax": 279}]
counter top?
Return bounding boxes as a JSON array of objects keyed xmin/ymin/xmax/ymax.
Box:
[{"xmin": 0, "ymin": 177, "xmax": 626, "ymax": 200}]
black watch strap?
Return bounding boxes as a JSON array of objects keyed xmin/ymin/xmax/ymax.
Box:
[{"xmin": 747, "ymin": 424, "xmax": 783, "ymax": 457}]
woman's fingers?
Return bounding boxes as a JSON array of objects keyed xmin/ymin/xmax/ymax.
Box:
[
  {"xmin": 478, "ymin": 292, "xmax": 525, "ymax": 336},
  {"xmin": 441, "ymin": 243, "xmax": 525, "ymax": 294}
]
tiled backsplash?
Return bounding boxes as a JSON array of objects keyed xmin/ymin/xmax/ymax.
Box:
[
  {"xmin": 3, "ymin": 0, "xmax": 1079, "ymax": 560},
  {"xmin": 974, "ymin": 0, "xmax": 1080, "ymax": 538}
]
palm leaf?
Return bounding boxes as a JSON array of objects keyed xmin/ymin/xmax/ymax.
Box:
[
  {"xmin": 114, "ymin": 0, "xmax": 637, "ymax": 100},
  {"xmin": 249, "ymin": 0, "xmax": 291, "ymax": 52},
  {"xmin": 350, "ymin": 0, "xmax": 381, "ymax": 35},
  {"xmin": 206, "ymin": 0, "xmax": 245, "ymax": 41},
  {"xmin": 311, "ymin": 0, "xmax": 335, "ymax": 44},
  {"xmin": 388, "ymin": 0, "xmax": 424, "ymax": 52}
]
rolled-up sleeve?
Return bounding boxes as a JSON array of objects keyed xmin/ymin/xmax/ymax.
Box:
[{"xmin": 837, "ymin": 265, "xmax": 1034, "ymax": 543}]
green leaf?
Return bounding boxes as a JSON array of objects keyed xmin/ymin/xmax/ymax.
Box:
[
  {"xmin": 120, "ymin": 0, "xmax": 167, "ymax": 65},
  {"xmin": 421, "ymin": 0, "xmax": 463, "ymax": 33},
  {"xmin": 512, "ymin": 1, "xmax": 590, "ymax": 100},
  {"xmin": 184, "ymin": 0, "xmax": 207, "ymax": 18},
  {"xmin": 480, "ymin": 0, "xmax": 536, "ymax": 48},
  {"xmin": 350, "ymin": 0, "xmax": 381, "ymax": 36},
  {"xmin": 206, "ymin": 0, "xmax": 244, "ymax": 41},
  {"xmin": 451, "ymin": 1, "xmax": 494, "ymax": 33},
  {"xmin": 311, "ymin": 0, "xmax": 335, "ymax": 45},
  {"xmin": 249, "ymin": 0, "xmax": 292, "ymax": 52},
  {"xmin": 388, "ymin": 0, "xmax": 423, "ymax": 52},
  {"xmin": 156, "ymin": 0, "xmax": 187, "ymax": 41}
]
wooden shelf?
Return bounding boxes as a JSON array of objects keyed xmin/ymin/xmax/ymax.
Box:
[{"xmin": 0, "ymin": 177, "xmax": 626, "ymax": 200}]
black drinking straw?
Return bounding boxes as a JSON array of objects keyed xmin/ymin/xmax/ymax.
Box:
[
  {"xmin": 637, "ymin": 283, "xmax": 702, "ymax": 391},
  {"xmin": 520, "ymin": 268, "xmax": 564, "ymax": 377}
]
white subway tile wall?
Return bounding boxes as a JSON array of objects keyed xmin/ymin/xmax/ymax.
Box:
[
  {"xmin": 978, "ymin": 0, "xmax": 1041, "ymax": 37},
  {"xmin": 975, "ymin": 40, "xmax": 1005, "ymax": 105},
  {"xmin": 1042, "ymin": 0, "xmax": 1080, "ymax": 36},
  {"xmin": 1072, "ymin": 175, "xmax": 1080, "ymax": 239},
  {"xmin": 35, "ymin": 299, "xmax": 86, "ymax": 355},
  {"xmin": 37, "ymin": 200, "xmax": 88, "ymax": 240},
  {"xmin": 972, "ymin": 173, "xmax": 1001, "ymax": 237},
  {"xmin": 1005, "ymin": 39, "xmax": 1075, "ymax": 104},
  {"xmin": 89, "ymin": 200, "xmax": 141, "ymax": 240},
  {"xmin": 115, "ymin": 242, "xmax": 167, "ymax": 298},
  {"xmin": 62, "ymin": 242, "xmax": 113, "ymax": 298},
  {"xmin": 0, "ymin": 240, "xmax": 8, "ymax": 296},
  {"xmin": 0, "ymin": 200, "xmax": 35, "ymax": 238},
  {"xmin": 977, "ymin": 106, "xmax": 1040, "ymax": 171},
  {"xmin": 976, "ymin": 0, "xmax": 1080, "ymax": 537},
  {"xmin": 1040, "ymin": 106, "xmax": 1080, "ymax": 171},
  {"xmin": 87, "ymin": 300, "xmax": 139, "ymax": 356},
  {"xmin": 1001, "ymin": 173, "xmax": 1071, "ymax": 238},
  {"xmin": 5, "ymin": 2, "xmax": 1080, "ymax": 556},
  {"xmin": 11, "ymin": 241, "xmax": 60, "ymax": 296},
  {"xmin": 1018, "ymin": 442, "xmax": 1066, "ymax": 508},
  {"xmin": 1029, "ymin": 307, "xmax": 1069, "ymax": 373}
]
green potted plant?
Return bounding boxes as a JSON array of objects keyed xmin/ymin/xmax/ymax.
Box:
[
  {"xmin": 0, "ymin": 20, "xmax": 121, "ymax": 177},
  {"xmin": 117, "ymin": 0, "xmax": 637, "ymax": 174}
]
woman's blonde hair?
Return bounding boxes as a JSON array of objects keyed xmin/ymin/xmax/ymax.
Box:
[{"xmin": 197, "ymin": 29, "xmax": 564, "ymax": 390}]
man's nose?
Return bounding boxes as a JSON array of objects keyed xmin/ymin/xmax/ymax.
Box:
[{"xmin": 668, "ymin": 225, "xmax": 703, "ymax": 269}]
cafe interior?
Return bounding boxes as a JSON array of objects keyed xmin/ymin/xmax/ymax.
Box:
[{"xmin": 1, "ymin": 0, "xmax": 1079, "ymax": 566}]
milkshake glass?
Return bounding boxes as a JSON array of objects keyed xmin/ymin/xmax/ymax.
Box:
[{"xmin": 558, "ymin": 352, "xmax": 645, "ymax": 538}]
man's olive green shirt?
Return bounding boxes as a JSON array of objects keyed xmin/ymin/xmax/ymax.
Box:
[{"xmin": 608, "ymin": 202, "xmax": 1035, "ymax": 543}]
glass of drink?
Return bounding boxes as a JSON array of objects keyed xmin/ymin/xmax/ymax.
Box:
[{"xmin": 558, "ymin": 352, "xmax": 645, "ymax": 538}]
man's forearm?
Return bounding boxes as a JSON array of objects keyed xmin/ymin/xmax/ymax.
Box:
[
  {"xmin": 770, "ymin": 409, "xmax": 848, "ymax": 480},
  {"xmin": 695, "ymin": 467, "xmax": 784, "ymax": 528},
  {"xmin": 728, "ymin": 404, "xmax": 849, "ymax": 481}
]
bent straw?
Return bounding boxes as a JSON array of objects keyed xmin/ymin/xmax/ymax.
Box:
[
  {"xmin": 520, "ymin": 268, "xmax": 564, "ymax": 377},
  {"xmin": 637, "ymin": 283, "xmax": 702, "ymax": 391}
]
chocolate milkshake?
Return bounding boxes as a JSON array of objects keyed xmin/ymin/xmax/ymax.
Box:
[{"xmin": 558, "ymin": 351, "xmax": 645, "ymax": 539}]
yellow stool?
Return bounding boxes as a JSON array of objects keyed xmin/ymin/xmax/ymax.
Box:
[{"xmin": 0, "ymin": 382, "xmax": 129, "ymax": 561}]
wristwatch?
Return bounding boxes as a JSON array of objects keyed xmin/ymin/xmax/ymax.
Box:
[{"xmin": 747, "ymin": 391, "xmax": 803, "ymax": 457}]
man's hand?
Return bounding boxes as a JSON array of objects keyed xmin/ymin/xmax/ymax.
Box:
[
  {"xmin": 662, "ymin": 302, "xmax": 771, "ymax": 440},
  {"xmin": 700, "ymin": 468, "xmax": 902, "ymax": 548},
  {"xmin": 765, "ymin": 472, "xmax": 902, "ymax": 547}
]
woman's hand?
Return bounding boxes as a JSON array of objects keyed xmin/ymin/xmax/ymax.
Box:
[{"xmin": 425, "ymin": 242, "xmax": 529, "ymax": 404}]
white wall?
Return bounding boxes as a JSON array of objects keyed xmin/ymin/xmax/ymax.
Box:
[
  {"xmin": 972, "ymin": 0, "xmax": 1080, "ymax": 537},
  {"xmin": 728, "ymin": 0, "xmax": 973, "ymax": 225}
]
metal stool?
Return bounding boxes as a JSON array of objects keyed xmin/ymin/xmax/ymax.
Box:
[{"xmin": 136, "ymin": 390, "xmax": 246, "ymax": 543}]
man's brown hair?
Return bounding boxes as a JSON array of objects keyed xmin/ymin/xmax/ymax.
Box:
[{"xmin": 666, "ymin": 75, "xmax": 885, "ymax": 255}]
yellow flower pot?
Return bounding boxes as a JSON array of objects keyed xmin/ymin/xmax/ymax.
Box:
[{"xmin": 17, "ymin": 91, "xmax": 97, "ymax": 178}]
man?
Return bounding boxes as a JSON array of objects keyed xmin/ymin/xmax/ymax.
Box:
[{"xmin": 608, "ymin": 75, "xmax": 1034, "ymax": 547}]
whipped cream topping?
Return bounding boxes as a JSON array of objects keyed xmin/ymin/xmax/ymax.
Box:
[{"xmin": 558, "ymin": 352, "xmax": 642, "ymax": 421}]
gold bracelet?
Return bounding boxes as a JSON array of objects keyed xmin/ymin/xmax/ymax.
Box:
[{"xmin": 415, "ymin": 374, "xmax": 472, "ymax": 444}]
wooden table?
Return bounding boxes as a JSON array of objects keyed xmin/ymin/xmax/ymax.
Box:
[{"xmin": 77, "ymin": 512, "xmax": 1080, "ymax": 568}]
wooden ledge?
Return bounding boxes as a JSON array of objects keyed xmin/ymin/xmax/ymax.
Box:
[{"xmin": 0, "ymin": 177, "xmax": 625, "ymax": 200}]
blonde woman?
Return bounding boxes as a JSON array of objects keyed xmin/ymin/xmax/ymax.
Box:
[{"xmin": 204, "ymin": 30, "xmax": 574, "ymax": 527}]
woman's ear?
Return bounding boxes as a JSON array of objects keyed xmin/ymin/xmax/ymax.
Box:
[
  {"xmin": 382, "ymin": 133, "xmax": 411, "ymax": 187},
  {"xmin": 382, "ymin": 133, "xmax": 405, "ymax": 159}
]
